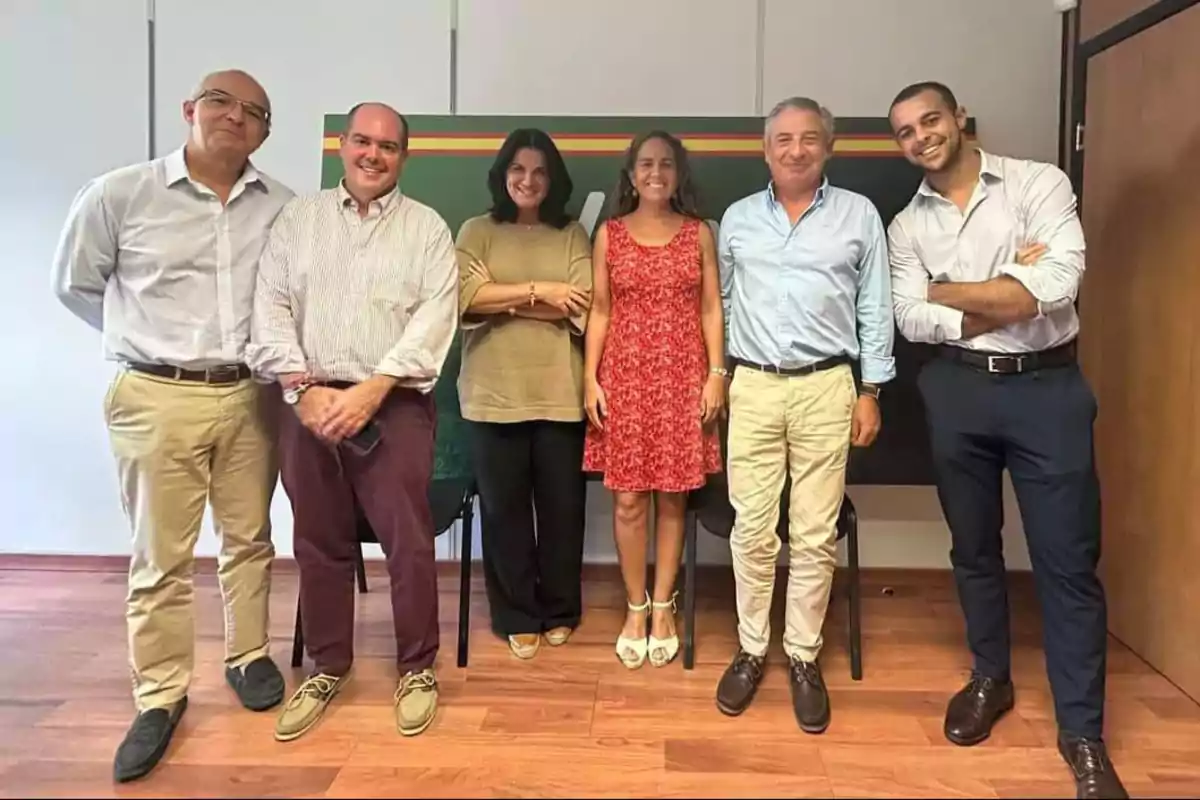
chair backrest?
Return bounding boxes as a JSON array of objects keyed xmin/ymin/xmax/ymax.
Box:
[{"xmin": 354, "ymin": 479, "xmax": 474, "ymax": 544}]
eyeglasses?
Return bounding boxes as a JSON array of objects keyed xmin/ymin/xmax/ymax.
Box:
[{"xmin": 194, "ymin": 89, "xmax": 271, "ymax": 127}]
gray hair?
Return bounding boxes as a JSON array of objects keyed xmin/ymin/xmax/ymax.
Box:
[{"xmin": 765, "ymin": 96, "xmax": 836, "ymax": 142}]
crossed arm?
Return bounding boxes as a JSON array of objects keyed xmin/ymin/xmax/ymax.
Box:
[{"xmin": 889, "ymin": 165, "xmax": 1085, "ymax": 344}]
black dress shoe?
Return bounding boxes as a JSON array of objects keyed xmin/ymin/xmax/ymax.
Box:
[
  {"xmin": 1058, "ymin": 734, "xmax": 1129, "ymax": 799},
  {"xmin": 225, "ymin": 656, "xmax": 285, "ymax": 711},
  {"xmin": 112, "ymin": 696, "xmax": 188, "ymax": 783},
  {"xmin": 788, "ymin": 656, "xmax": 830, "ymax": 734},
  {"xmin": 943, "ymin": 673, "xmax": 1014, "ymax": 746},
  {"xmin": 715, "ymin": 648, "xmax": 766, "ymax": 716}
]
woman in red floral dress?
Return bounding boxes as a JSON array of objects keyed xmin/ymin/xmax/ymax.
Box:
[{"xmin": 582, "ymin": 130, "xmax": 726, "ymax": 669}]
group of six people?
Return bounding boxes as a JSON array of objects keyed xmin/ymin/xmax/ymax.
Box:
[{"xmin": 51, "ymin": 68, "xmax": 1126, "ymax": 799}]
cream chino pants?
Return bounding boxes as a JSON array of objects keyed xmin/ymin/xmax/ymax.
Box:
[
  {"xmin": 104, "ymin": 368, "xmax": 278, "ymax": 711},
  {"xmin": 727, "ymin": 363, "xmax": 855, "ymax": 662}
]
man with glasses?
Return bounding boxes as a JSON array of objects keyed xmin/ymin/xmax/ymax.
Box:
[{"xmin": 52, "ymin": 69, "xmax": 293, "ymax": 783}]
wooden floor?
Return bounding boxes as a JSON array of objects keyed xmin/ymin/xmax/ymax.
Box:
[{"xmin": 1, "ymin": 559, "xmax": 1198, "ymax": 798}]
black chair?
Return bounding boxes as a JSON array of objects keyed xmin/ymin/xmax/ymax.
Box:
[
  {"xmin": 679, "ymin": 419, "xmax": 863, "ymax": 680},
  {"xmin": 290, "ymin": 477, "xmax": 477, "ymax": 669}
]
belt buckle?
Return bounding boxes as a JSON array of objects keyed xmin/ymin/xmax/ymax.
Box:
[
  {"xmin": 205, "ymin": 365, "xmax": 239, "ymax": 383},
  {"xmin": 986, "ymin": 354, "xmax": 1025, "ymax": 374}
]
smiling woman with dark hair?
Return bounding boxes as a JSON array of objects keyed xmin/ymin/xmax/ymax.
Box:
[{"xmin": 455, "ymin": 128, "xmax": 594, "ymax": 660}]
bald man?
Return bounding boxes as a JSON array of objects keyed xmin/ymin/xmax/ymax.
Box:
[
  {"xmin": 248, "ymin": 103, "xmax": 457, "ymax": 741},
  {"xmin": 52, "ymin": 69, "xmax": 294, "ymax": 782}
]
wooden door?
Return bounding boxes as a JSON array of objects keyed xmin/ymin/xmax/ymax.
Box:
[{"xmin": 1076, "ymin": 1, "xmax": 1200, "ymax": 700}]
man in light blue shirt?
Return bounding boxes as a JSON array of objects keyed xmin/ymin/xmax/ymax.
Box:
[{"xmin": 713, "ymin": 96, "xmax": 895, "ymax": 734}]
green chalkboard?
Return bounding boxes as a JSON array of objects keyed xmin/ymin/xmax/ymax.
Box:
[{"xmin": 319, "ymin": 114, "xmax": 976, "ymax": 486}]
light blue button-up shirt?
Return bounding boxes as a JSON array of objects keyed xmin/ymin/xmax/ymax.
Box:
[{"xmin": 717, "ymin": 179, "xmax": 896, "ymax": 385}]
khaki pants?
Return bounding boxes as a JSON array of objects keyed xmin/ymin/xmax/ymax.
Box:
[
  {"xmin": 104, "ymin": 368, "xmax": 278, "ymax": 711},
  {"xmin": 727, "ymin": 363, "xmax": 855, "ymax": 662}
]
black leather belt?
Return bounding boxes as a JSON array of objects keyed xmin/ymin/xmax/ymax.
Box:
[
  {"xmin": 732, "ymin": 354, "xmax": 850, "ymax": 377},
  {"xmin": 940, "ymin": 341, "xmax": 1076, "ymax": 375},
  {"xmin": 127, "ymin": 362, "xmax": 251, "ymax": 385}
]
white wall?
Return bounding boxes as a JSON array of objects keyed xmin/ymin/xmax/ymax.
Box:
[{"xmin": 0, "ymin": 0, "xmax": 1068, "ymax": 569}]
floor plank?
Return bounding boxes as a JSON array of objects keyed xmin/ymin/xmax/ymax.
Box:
[{"xmin": 0, "ymin": 561, "xmax": 1197, "ymax": 797}]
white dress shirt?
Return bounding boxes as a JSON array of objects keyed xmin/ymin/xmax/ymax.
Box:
[
  {"xmin": 51, "ymin": 147, "xmax": 294, "ymax": 369},
  {"xmin": 887, "ymin": 149, "xmax": 1085, "ymax": 353},
  {"xmin": 247, "ymin": 183, "xmax": 459, "ymax": 393}
]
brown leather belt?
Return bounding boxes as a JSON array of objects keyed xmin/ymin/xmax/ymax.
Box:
[
  {"xmin": 940, "ymin": 340, "xmax": 1076, "ymax": 375},
  {"xmin": 127, "ymin": 362, "xmax": 251, "ymax": 385},
  {"xmin": 732, "ymin": 354, "xmax": 850, "ymax": 377}
]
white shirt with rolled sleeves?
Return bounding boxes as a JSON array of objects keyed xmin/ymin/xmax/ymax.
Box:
[
  {"xmin": 246, "ymin": 183, "xmax": 459, "ymax": 393},
  {"xmin": 51, "ymin": 147, "xmax": 294, "ymax": 369},
  {"xmin": 887, "ymin": 149, "xmax": 1085, "ymax": 353}
]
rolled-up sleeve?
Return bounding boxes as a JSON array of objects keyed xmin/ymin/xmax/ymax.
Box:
[
  {"xmin": 375, "ymin": 216, "xmax": 460, "ymax": 392},
  {"xmin": 246, "ymin": 204, "xmax": 308, "ymax": 379},
  {"xmin": 888, "ymin": 214, "xmax": 965, "ymax": 344},
  {"xmin": 996, "ymin": 164, "xmax": 1085, "ymax": 313},
  {"xmin": 855, "ymin": 206, "xmax": 896, "ymax": 383}
]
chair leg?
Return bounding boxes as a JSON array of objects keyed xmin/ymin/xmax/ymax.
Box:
[
  {"xmin": 291, "ymin": 594, "xmax": 304, "ymax": 669},
  {"xmin": 847, "ymin": 508, "xmax": 862, "ymax": 681},
  {"xmin": 354, "ymin": 542, "xmax": 368, "ymax": 594},
  {"xmin": 456, "ymin": 496, "xmax": 474, "ymax": 668},
  {"xmin": 683, "ymin": 508, "xmax": 698, "ymax": 670}
]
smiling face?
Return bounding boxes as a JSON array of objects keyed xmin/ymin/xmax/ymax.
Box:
[
  {"xmin": 183, "ymin": 70, "xmax": 270, "ymax": 163},
  {"xmin": 339, "ymin": 104, "xmax": 406, "ymax": 201},
  {"xmin": 764, "ymin": 106, "xmax": 832, "ymax": 196},
  {"xmin": 630, "ymin": 135, "xmax": 679, "ymax": 208},
  {"xmin": 505, "ymin": 147, "xmax": 549, "ymax": 215},
  {"xmin": 889, "ymin": 88, "xmax": 968, "ymax": 174}
]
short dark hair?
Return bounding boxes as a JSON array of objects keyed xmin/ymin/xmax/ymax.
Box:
[
  {"xmin": 344, "ymin": 102, "xmax": 410, "ymax": 153},
  {"xmin": 486, "ymin": 128, "xmax": 574, "ymax": 229},
  {"xmin": 608, "ymin": 130, "xmax": 701, "ymax": 219},
  {"xmin": 889, "ymin": 81, "xmax": 959, "ymax": 115}
]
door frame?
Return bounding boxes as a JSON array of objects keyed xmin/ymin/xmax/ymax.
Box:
[{"xmin": 1069, "ymin": 0, "xmax": 1200, "ymax": 205}]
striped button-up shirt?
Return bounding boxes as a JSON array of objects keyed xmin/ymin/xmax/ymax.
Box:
[
  {"xmin": 247, "ymin": 183, "xmax": 459, "ymax": 393},
  {"xmin": 718, "ymin": 179, "xmax": 896, "ymax": 384},
  {"xmin": 887, "ymin": 149, "xmax": 1084, "ymax": 353},
  {"xmin": 51, "ymin": 147, "xmax": 294, "ymax": 369}
]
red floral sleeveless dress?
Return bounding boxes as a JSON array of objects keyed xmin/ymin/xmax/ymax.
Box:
[{"xmin": 582, "ymin": 216, "xmax": 722, "ymax": 492}]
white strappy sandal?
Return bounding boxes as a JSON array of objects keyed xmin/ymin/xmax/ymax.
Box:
[
  {"xmin": 648, "ymin": 591, "xmax": 680, "ymax": 668},
  {"xmin": 615, "ymin": 592, "xmax": 650, "ymax": 669}
]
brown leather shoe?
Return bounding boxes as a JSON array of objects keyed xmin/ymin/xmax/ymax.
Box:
[
  {"xmin": 788, "ymin": 656, "xmax": 830, "ymax": 733},
  {"xmin": 1058, "ymin": 735, "xmax": 1129, "ymax": 799},
  {"xmin": 943, "ymin": 673, "xmax": 1014, "ymax": 746},
  {"xmin": 715, "ymin": 649, "xmax": 765, "ymax": 716}
]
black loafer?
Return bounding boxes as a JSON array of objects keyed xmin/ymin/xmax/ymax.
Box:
[
  {"xmin": 225, "ymin": 656, "xmax": 285, "ymax": 711},
  {"xmin": 113, "ymin": 696, "xmax": 187, "ymax": 783}
]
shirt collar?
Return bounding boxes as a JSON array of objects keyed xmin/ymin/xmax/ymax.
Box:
[
  {"xmin": 163, "ymin": 146, "xmax": 264, "ymax": 191},
  {"xmin": 337, "ymin": 180, "xmax": 401, "ymax": 216},
  {"xmin": 916, "ymin": 147, "xmax": 1002, "ymax": 199},
  {"xmin": 766, "ymin": 175, "xmax": 830, "ymax": 209}
]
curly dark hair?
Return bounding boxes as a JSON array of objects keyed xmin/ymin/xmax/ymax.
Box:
[
  {"xmin": 607, "ymin": 130, "xmax": 701, "ymax": 219},
  {"xmin": 486, "ymin": 128, "xmax": 574, "ymax": 229}
]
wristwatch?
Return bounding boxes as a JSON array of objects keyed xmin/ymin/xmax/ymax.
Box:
[
  {"xmin": 859, "ymin": 383, "xmax": 881, "ymax": 400},
  {"xmin": 283, "ymin": 379, "xmax": 313, "ymax": 405}
]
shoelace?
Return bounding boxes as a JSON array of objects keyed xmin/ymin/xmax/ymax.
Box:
[
  {"xmin": 288, "ymin": 674, "xmax": 339, "ymax": 707},
  {"xmin": 790, "ymin": 658, "xmax": 822, "ymax": 686},
  {"xmin": 395, "ymin": 670, "xmax": 436, "ymax": 702},
  {"xmin": 1068, "ymin": 739, "xmax": 1107, "ymax": 776},
  {"xmin": 731, "ymin": 651, "xmax": 764, "ymax": 681}
]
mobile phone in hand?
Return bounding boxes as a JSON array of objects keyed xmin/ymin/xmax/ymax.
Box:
[{"xmin": 340, "ymin": 419, "xmax": 382, "ymax": 456}]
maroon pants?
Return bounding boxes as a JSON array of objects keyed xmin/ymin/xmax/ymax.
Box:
[{"xmin": 279, "ymin": 386, "xmax": 438, "ymax": 676}]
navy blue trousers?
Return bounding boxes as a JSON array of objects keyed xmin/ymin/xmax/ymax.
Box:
[{"xmin": 918, "ymin": 355, "xmax": 1107, "ymax": 740}]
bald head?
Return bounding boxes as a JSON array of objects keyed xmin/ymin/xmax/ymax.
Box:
[
  {"xmin": 192, "ymin": 69, "xmax": 270, "ymax": 115},
  {"xmin": 345, "ymin": 102, "xmax": 409, "ymax": 153}
]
